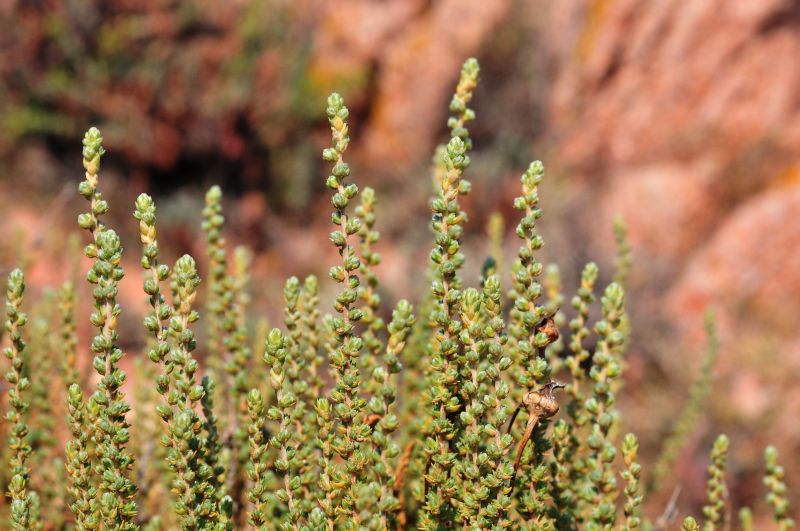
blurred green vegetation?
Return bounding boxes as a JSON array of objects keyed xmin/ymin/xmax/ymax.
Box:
[{"xmin": 0, "ymin": 1, "xmax": 372, "ymax": 206}]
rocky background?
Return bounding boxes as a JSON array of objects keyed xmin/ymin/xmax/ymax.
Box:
[{"xmin": 2, "ymin": 0, "xmax": 800, "ymax": 520}]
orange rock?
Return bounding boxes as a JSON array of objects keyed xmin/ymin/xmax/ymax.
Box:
[{"xmin": 356, "ymin": 0, "xmax": 512, "ymax": 170}]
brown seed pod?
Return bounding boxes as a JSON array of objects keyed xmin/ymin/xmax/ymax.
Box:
[
  {"xmin": 507, "ymin": 380, "xmax": 565, "ymax": 478},
  {"xmin": 538, "ymin": 316, "xmax": 560, "ymax": 345},
  {"xmin": 364, "ymin": 413, "xmax": 382, "ymax": 428}
]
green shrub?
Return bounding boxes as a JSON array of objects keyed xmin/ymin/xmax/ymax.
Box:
[{"xmin": 0, "ymin": 58, "xmax": 794, "ymax": 530}]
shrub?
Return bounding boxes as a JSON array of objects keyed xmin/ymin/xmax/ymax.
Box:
[
  {"xmin": 0, "ymin": 2, "xmax": 339, "ymax": 208},
  {"xmin": 0, "ymin": 58, "xmax": 794, "ymax": 530}
]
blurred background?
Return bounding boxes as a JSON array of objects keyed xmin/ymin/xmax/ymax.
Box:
[{"xmin": 2, "ymin": 0, "xmax": 800, "ymax": 522}]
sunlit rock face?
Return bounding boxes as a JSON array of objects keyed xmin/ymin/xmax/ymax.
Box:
[{"xmin": 537, "ymin": 0, "xmax": 800, "ymax": 501}]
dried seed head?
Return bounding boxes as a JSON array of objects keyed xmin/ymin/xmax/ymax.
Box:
[{"xmin": 522, "ymin": 380, "xmax": 564, "ymax": 418}]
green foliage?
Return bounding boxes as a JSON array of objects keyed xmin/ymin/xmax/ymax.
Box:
[
  {"xmin": 0, "ymin": 2, "xmax": 323, "ymax": 205},
  {"xmin": 683, "ymin": 516, "xmax": 701, "ymax": 531},
  {"xmin": 65, "ymin": 383, "xmax": 97, "ymax": 529},
  {"xmin": 612, "ymin": 216, "xmax": 632, "ymax": 288},
  {"xmin": 765, "ymin": 446, "xmax": 794, "ymax": 530},
  {"xmin": 78, "ymin": 127, "xmax": 139, "ymax": 528},
  {"xmin": 621, "ymin": 433, "xmax": 642, "ymax": 530},
  {"xmin": 136, "ymin": 192, "xmax": 230, "ymax": 527},
  {"xmin": 651, "ymin": 312, "xmax": 719, "ymax": 492},
  {"xmin": 702, "ymin": 434, "xmax": 729, "ymax": 530},
  {"xmin": 59, "ymin": 281, "xmax": 80, "ymax": 388},
  {"xmin": 419, "ymin": 59, "xmax": 478, "ymax": 529},
  {"xmin": 486, "ymin": 212, "xmax": 505, "ymax": 289},
  {"xmin": 4, "ymin": 269, "xmax": 37, "ymax": 529},
  {"xmin": 739, "ymin": 507, "xmax": 754, "ymax": 531},
  {"xmin": 0, "ymin": 57, "xmax": 796, "ymax": 530}
]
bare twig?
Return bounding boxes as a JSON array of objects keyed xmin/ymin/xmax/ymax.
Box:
[
  {"xmin": 652, "ymin": 485, "xmax": 682, "ymax": 530},
  {"xmin": 394, "ymin": 440, "xmax": 416, "ymax": 529}
]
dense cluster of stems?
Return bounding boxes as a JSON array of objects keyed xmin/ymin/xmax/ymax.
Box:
[{"xmin": 0, "ymin": 58, "xmax": 795, "ymax": 531}]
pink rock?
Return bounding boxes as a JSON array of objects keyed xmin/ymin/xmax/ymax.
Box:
[{"xmin": 669, "ymin": 182, "xmax": 800, "ymax": 343}]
